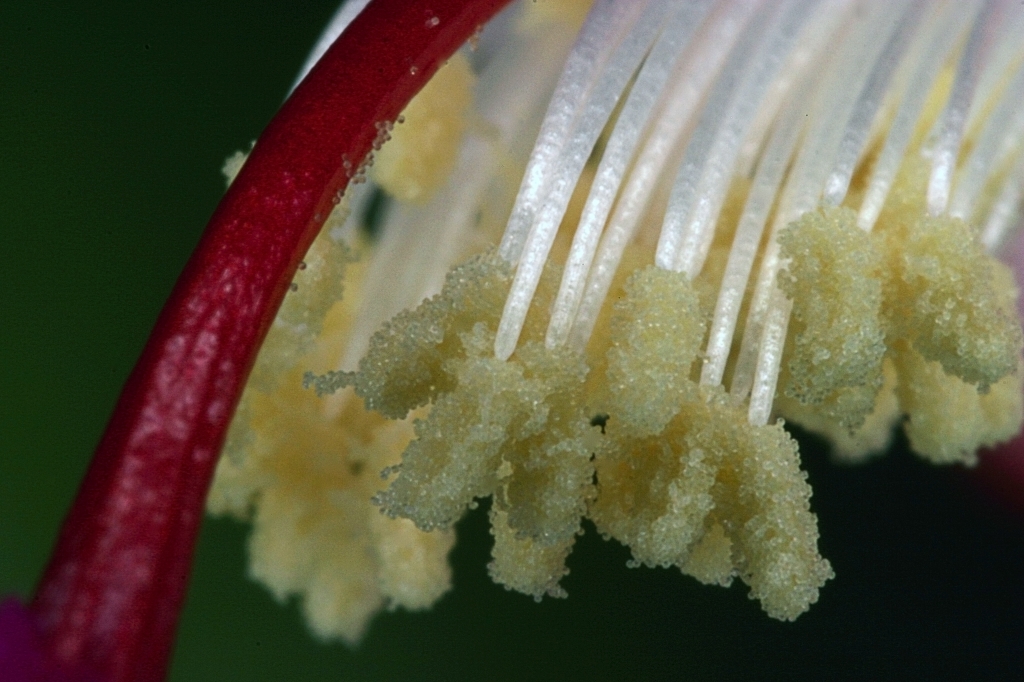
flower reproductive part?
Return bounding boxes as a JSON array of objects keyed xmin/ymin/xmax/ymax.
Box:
[{"xmin": 214, "ymin": 0, "xmax": 1024, "ymax": 646}]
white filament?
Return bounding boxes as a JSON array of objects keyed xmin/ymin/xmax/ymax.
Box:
[
  {"xmin": 327, "ymin": 179, "xmax": 372, "ymax": 247},
  {"xmin": 949, "ymin": 58, "xmax": 1024, "ymax": 220},
  {"xmin": 856, "ymin": 1, "xmax": 974, "ymax": 231},
  {"xmin": 980, "ymin": 148, "xmax": 1024, "ymax": 252},
  {"xmin": 344, "ymin": 0, "xmax": 1024, "ymax": 428},
  {"xmin": 494, "ymin": 0, "xmax": 670, "ymax": 360},
  {"xmin": 654, "ymin": 0, "xmax": 785, "ymax": 275},
  {"xmin": 340, "ymin": 17, "xmax": 576, "ymax": 371},
  {"xmin": 700, "ymin": 1, "xmax": 861, "ymax": 389},
  {"xmin": 545, "ymin": 0, "xmax": 716, "ymax": 349},
  {"xmin": 821, "ymin": 1, "xmax": 924, "ymax": 206},
  {"xmin": 568, "ymin": 1, "xmax": 758, "ymax": 350},
  {"xmin": 748, "ymin": 289, "xmax": 792, "ymax": 426},
  {"xmin": 670, "ymin": 0, "xmax": 817, "ymax": 279},
  {"xmin": 925, "ymin": 1, "xmax": 995, "ymax": 216},
  {"xmin": 496, "ymin": 0, "xmax": 641, "ymax": 265},
  {"xmin": 734, "ymin": 1, "xmax": 901, "ymax": 407},
  {"xmin": 700, "ymin": 75, "xmax": 814, "ymax": 387}
]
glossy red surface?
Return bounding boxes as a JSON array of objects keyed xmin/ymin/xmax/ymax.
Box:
[{"xmin": 24, "ymin": 2, "xmax": 512, "ymax": 680}]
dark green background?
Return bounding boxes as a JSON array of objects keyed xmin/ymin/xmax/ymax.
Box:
[{"xmin": 2, "ymin": 2, "xmax": 1023, "ymax": 680}]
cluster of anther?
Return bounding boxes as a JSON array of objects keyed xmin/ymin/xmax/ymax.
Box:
[{"xmin": 220, "ymin": 0, "xmax": 1024, "ymax": 637}]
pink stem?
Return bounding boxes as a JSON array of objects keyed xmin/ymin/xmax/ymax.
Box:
[{"xmin": 21, "ymin": 1, "xmax": 512, "ymax": 680}]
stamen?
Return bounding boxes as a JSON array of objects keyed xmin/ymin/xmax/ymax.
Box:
[
  {"xmin": 925, "ymin": 0, "xmax": 994, "ymax": 216},
  {"xmin": 981, "ymin": 149, "xmax": 1024, "ymax": 251},
  {"xmin": 657, "ymin": 0, "xmax": 813, "ymax": 278},
  {"xmin": 496, "ymin": 0, "xmax": 639, "ymax": 264},
  {"xmin": 857, "ymin": 1, "xmax": 972, "ymax": 231},
  {"xmin": 568, "ymin": 0, "xmax": 757, "ymax": 349},
  {"xmin": 281, "ymin": 0, "xmax": 1024, "ymax": 630},
  {"xmin": 546, "ymin": 0, "xmax": 716, "ymax": 349},
  {"xmin": 700, "ymin": 74, "xmax": 813, "ymax": 387},
  {"xmin": 495, "ymin": 0, "xmax": 668, "ymax": 360},
  {"xmin": 734, "ymin": 2, "xmax": 905, "ymax": 409},
  {"xmin": 473, "ymin": 0, "xmax": 1024, "ymax": 432},
  {"xmin": 821, "ymin": 1, "xmax": 924, "ymax": 207},
  {"xmin": 700, "ymin": 1, "xmax": 859, "ymax": 389},
  {"xmin": 949, "ymin": 57, "xmax": 1024, "ymax": 220}
]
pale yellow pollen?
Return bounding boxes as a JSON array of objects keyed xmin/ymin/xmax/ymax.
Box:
[
  {"xmin": 776, "ymin": 359, "xmax": 901, "ymax": 463},
  {"xmin": 372, "ymin": 53, "xmax": 476, "ymax": 203},
  {"xmin": 777, "ymin": 206, "xmax": 886, "ymax": 430},
  {"xmin": 874, "ymin": 159, "xmax": 1022, "ymax": 391},
  {"xmin": 893, "ymin": 345, "xmax": 1023, "ymax": 466},
  {"xmin": 323, "ymin": 251, "xmax": 595, "ymax": 598},
  {"xmin": 604, "ymin": 266, "xmax": 705, "ymax": 437},
  {"xmin": 488, "ymin": 507, "xmax": 573, "ymax": 601},
  {"xmin": 323, "ymin": 121, "xmax": 1023, "ymax": 621},
  {"xmin": 208, "ymin": 224, "xmax": 455, "ymax": 644},
  {"xmin": 221, "ymin": 148, "xmax": 248, "ymax": 185},
  {"xmin": 211, "ymin": 0, "xmax": 1024, "ymax": 640},
  {"xmin": 519, "ymin": 0, "xmax": 594, "ymax": 32}
]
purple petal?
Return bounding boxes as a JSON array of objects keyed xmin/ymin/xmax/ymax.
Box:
[{"xmin": 0, "ymin": 598, "xmax": 98, "ymax": 682}]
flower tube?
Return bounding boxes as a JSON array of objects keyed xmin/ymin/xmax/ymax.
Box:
[
  {"xmin": 4, "ymin": 1, "xmax": 1024, "ymax": 680},
  {"xmin": 0, "ymin": 1, "xmax": 510, "ymax": 680}
]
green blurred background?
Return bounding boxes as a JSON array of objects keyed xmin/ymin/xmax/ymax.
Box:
[{"xmin": 2, "ymin": 2, "xmax": 1023, "ymax": 680}]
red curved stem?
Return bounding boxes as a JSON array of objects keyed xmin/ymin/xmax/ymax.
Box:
[{"xmin": 26, "ymin": 1, "xmax": 512, "ymax": 680}]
